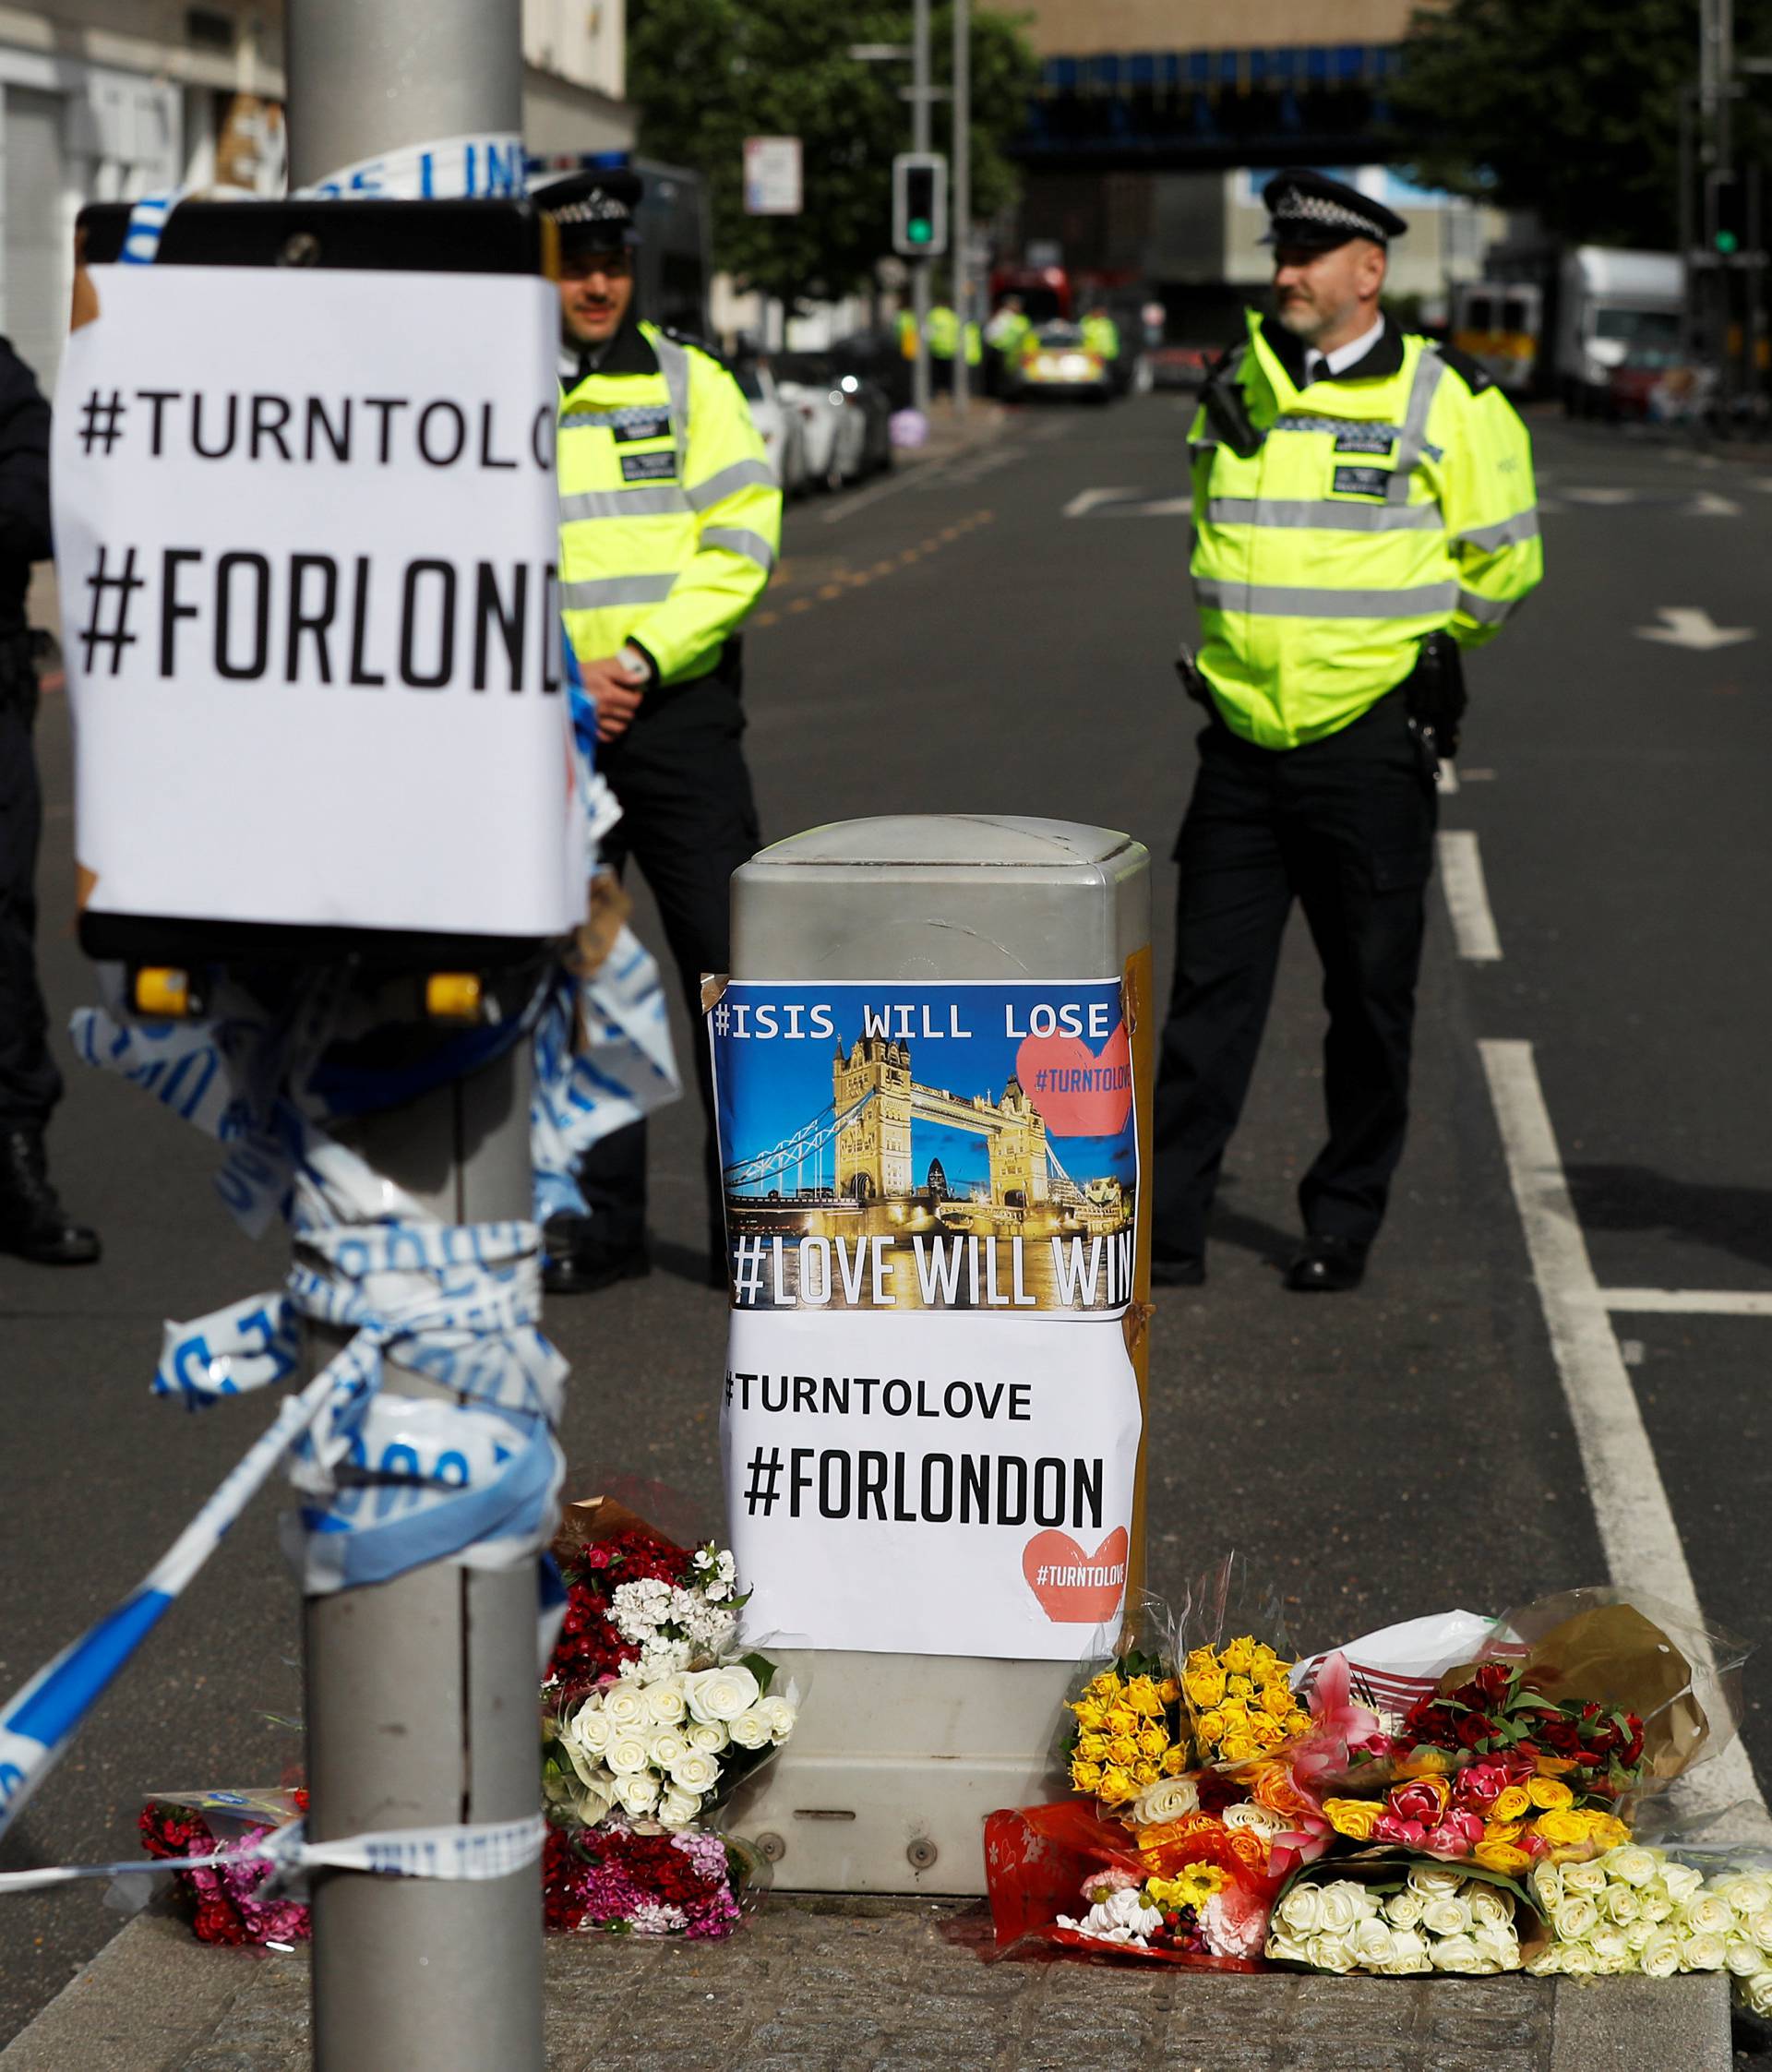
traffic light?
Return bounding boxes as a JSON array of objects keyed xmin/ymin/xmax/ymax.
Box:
[
  {"xmin": 892, "ymin": 152, "xmax": 948, "ymax": 258},
  {"xmin": 1710, "ymin": 170, "xmax": 1748, "ymax": 257}
]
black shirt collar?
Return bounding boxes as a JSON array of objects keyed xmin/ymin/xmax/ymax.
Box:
[
  {"xmin": 1260, "ymin": 311, "xmax": 1404, "ymax": 388},
  {"xmin": 561, "ymin": 316, "xmax": 657, "ymax": 387}
]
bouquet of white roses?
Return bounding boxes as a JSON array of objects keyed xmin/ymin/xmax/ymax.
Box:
[
  {"xmin": 548, "ymin": 1657, "xmax": 797, "ymax": 1831},
  {"xmin": 1527, "ymin": 1846, "xmax": 1772, "ymax": 2010},
  {"xmin": 1267, "ymin": 1863, "xmax": 1526, "ymax": 1976}
]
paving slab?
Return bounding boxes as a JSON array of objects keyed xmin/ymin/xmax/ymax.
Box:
[{"xmin": 0, "ymin": 1894, "xmax": 1732, "ymax": 2072}]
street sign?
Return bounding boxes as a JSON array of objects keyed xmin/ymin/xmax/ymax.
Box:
[
  {"xmin": 744, "ymin": 136, "xmax": 803, "ymax": 216},
  {"xmin": 892, "ymin": 151, "xmax": 948, "ymax": 258}
]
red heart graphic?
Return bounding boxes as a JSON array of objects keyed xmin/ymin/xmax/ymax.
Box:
[
  {"xmin": 1015, "ymin": 1024, "xmax": 1132, "ymax": 1137},
  {"xmin": 1023, "ymin": 1527, "xmax": 1130, "ymax": 1623}
]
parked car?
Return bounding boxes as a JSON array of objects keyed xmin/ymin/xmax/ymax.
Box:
[
  {"xmin": 835, "ymin": 370, "xmax": 893, "ymax": 475},
  {"xmin": 772, "ymin": 353, "xmax": 870, "ymax": 488},
  {"xmin": 825, "ymin": 329, "xmax": 913, "ymax": 412},
  {"xmin": 738, "ymin": 358, "xmax": 808, "ymax": 498}
]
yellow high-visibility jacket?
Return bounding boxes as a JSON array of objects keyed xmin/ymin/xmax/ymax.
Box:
[
  {"xmin": 1082, "ymin": 314, "xmax": 1120, "ymax": 361},
  {"xmin": 557, "ymin": 320, "xmax": 781, "ymax": 685},
  {"xmin": 1190, "ymin": 310, "xmax": 1543, "ymax": 749}
]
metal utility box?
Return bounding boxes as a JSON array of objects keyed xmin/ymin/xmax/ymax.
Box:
[{"xmin": 716, "ymin": 815, "xmax": 1152, "ymax": 1894}]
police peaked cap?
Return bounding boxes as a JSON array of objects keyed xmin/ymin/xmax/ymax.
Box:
[
  {"xmin": 531, "ymin": 165, "xmax": 643, "ymax": 255},
  {"xmin": 1261, "ymin": 169, "xmax": 1408, "ymax": 250}
]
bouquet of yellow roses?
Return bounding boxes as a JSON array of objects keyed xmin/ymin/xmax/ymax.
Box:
[{"xmin": 1063, "ymin": 1648, "xmax": 1190, "ymax": 1814}]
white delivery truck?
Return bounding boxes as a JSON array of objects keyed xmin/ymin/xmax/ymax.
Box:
[{"xmin": 1556, "ymin": 246, "xmax": 1684, "ymax": 415}]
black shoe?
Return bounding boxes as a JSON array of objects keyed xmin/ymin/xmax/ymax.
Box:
[
  {"xmin": 1150, "ymin": 1250, "xmax": 1206, "ymax": 1288},
  {"xmin": 0, "ymin": 1131, "xmax": 101, "ymax": 1265},
  {"xmin": 1283, "ymin": 1235, "xmax": 1368, "ymax": 1294},
  {"xmin": 542, "ymin": 1214, "xmax": 650, "ymax": 1296}
]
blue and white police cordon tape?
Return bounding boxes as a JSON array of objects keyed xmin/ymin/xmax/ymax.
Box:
[
  {"xmin": 117, "ymin": 131, "xmax": 530, "ymax": 264},
  {"xmin": 0, "ymin": 1812, "xmax": 548, "ymax": 1898}
]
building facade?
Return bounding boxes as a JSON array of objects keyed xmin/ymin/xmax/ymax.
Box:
[{"xmin": 0, "ymin": 0, "xmax": 632, "ymax": 395}]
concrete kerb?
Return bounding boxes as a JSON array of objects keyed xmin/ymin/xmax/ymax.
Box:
[{"xmin": 0, "ymin": 1894, "xmax": 1734, "ymax": 2072}]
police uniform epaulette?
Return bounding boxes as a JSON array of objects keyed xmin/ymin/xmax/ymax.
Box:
[
  {"xmin": 1428, "ymin": 341, "xmax": 1494, "ymax": 395},
  {"xmin": 660, "ymin": 325, "xmax": 727, "ymax": 368}
]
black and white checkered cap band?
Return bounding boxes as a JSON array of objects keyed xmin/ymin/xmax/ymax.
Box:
[
  {"xmin": 549, "ymin": 193, "xmax": 634, "ymax": 227},
  {"xmin": 1270, "ymin": 188, "xmax": 1387, "ymax": 241}
]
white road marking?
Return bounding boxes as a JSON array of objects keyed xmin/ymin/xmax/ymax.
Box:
[
  {"xmin": 1635, "ymin": 605, "xmax": 1756, "ymax": 651},
  {"xmin": 1434, "ymin": 761, "xmax": 1459, "ymax": 795},
  {"xmin": 1062, "ymin": 486, "xmax": 1192, "ymax": 518},
  {"xmin": 1685, "ymin": 491, "xmax": 1743, "ymax": 517},
  {"xmin": 1064, "ymin": 486, "xmax": 1144, "ymax": 518},
  {"xmin": 1601, "ymin": 1288, "xmax": 1772, "ymax": 1316},
  {"xmin": 1459, "ymin": 767, "xmax": 1497, "ymax": 782},
  {"xmin": 1436, "ymin": 830, "xmax": 1502, "ymax": 961},
  {"xmin": 1479, "ymin": 1039, "xmax": 1768, "ymax": 1833},
  {"xmin": 1563, "ymin": 486, "xmax": 1639, "ymax": 505}
]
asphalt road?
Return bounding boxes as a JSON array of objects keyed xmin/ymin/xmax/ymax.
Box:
[{"xmin": 4, "ymin": 391, "xmax": 1771, "ymax": 2044}]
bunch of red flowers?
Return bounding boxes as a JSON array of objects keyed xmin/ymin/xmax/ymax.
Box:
[
  {"xmin": 545, "ymin": 1525, "xmax": 695, "ymax": 1707},
  {"xmin": 1401, "ymin": 1660, "xmax": 1646, "ymax": 1797},
  {"xmin": 544, "ymin": 1819, "xmax": 742, "ymax": 1937},
  {"xmin": 138, "ymin": 1802, "xmax": 310, "ymax": 1947}
]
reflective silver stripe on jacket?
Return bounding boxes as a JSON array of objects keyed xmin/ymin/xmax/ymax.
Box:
[
  {"xmin": 700, "ymin": 525, "xmax": 776, "ymax": 571},
  {"xmin": 1204, "ymin": 497, "xmax": 1442, "ymax": 533},
  {"xmin": 1456, "ymin": 509, "xmax": 1540, "ymax": 552},
  {"xmin": 559, "ymin": 574, "xmax": 679, "ymax": 610},
  {"xmin": 652, "ymin": 331, "xmax": 692, "ymax": 482},
  {"xmin": 559, "ymin": 487, "xmax": 694, "ymax": 521},
  {"xmin": 686, "ymin": 458, "xmax": 778, "ymax": 509},
  {"xmin": 1386, "ymin": 351, "xmax": 1448, "ymax": 502},
  {"xmin": 1455, "ymin": 588, "xmax": 1517, "ymax": 625},
  {"xmin": 1195, "ymin": 578, "xmax": 1459, "ymax": 618}
]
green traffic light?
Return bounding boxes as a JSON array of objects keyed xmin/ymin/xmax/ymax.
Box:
[
  {"xmin": 1718, "ymin": 229, "xmax": 1741, "ymax": 253},
  {"xmin": 909, "ymin": 221, "xmax": 931, "ymax": 245}
]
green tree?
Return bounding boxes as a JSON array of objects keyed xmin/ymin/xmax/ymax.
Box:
[
  {"xmin": 629, "ymin": 0, "xmax": 1036, "ymax": 311},
  {"xmin": 1391, "ymin": 0, "xmax": 1772, "ymax": 248}
]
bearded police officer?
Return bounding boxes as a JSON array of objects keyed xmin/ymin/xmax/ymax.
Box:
[
  {"xmin": 1152, "ymin": 169, "xmax": 1541, "ymax": 1294},
  {"xmin": 535, "ymin": 166, "xmax": 781, "ymax": 1294}
]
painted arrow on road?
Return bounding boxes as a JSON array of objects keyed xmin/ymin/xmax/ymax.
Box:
[{"xmin": 1634, "ymin": 606, "xmax": 1756, "ymax": 651}]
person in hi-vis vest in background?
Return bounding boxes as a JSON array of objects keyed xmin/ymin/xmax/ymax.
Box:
[
  {"xmin": 536, "ymin": 166, "xmax": 781, "ymax": 1295},
  {"xmin": 1153, "ymin": 169, "xmax": 1541, "ymax": 1296}
]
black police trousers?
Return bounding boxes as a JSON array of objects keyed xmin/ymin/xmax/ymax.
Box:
[
  {"xmin": 1151, "ymin": 691, "xmax": 1437, "ymax": 1260},
  {"xmin": 580, "ymin": 671, "xmax": 760, "ymax": 1252},
  {"xmin": 0, "ymin": 663, "xmax": 59, "ymax": 1133}
]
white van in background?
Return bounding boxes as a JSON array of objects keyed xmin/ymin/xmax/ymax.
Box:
[{"xmin": 1556, "ymin": 246, "xmax": 1684, "ymax": 415}]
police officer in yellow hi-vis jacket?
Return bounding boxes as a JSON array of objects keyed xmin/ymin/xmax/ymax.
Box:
[
  {"xmin": 1152, "ymin": 169, "xmax": 1541, "ymax": 1295},
  {"xmin": 535, "ymin": 167, "xmax": 781, "ymax": 1294}
]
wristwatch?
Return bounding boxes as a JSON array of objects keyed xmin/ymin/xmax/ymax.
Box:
[{"xmin": 618, "ymin": 641, "xmax": 657, "ymax": 684}]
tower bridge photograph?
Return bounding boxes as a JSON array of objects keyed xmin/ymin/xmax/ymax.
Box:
[{"xmin": 716, "ymin": 993, "xmax": 1137, "ymax": 1315}]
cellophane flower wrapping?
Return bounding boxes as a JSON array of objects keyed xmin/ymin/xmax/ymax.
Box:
[
  {"xmin": 984, "ymin": 1800, "xmax": 1281, "ymax": 1969},
  {"xmin": 138, "ymin": 1792, "xmax": 310, "ymax": 1948}
]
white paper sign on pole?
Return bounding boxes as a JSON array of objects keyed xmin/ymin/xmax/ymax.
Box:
[
  {"xmin": 712, "ymin": 978, "xmax": 1143, "ymax": 1662},
  {"xmin": 743, "ymin": 137, "xmax": 803, "ymax": 217},
  {"xmin": 53, "ymin": 265, "xmax": 582, "ymax": 939}
]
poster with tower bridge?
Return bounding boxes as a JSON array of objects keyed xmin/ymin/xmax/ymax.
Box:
[{"xmin": 711, "ymin": 979, "xmax": 1137, "ymax": 1316}]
